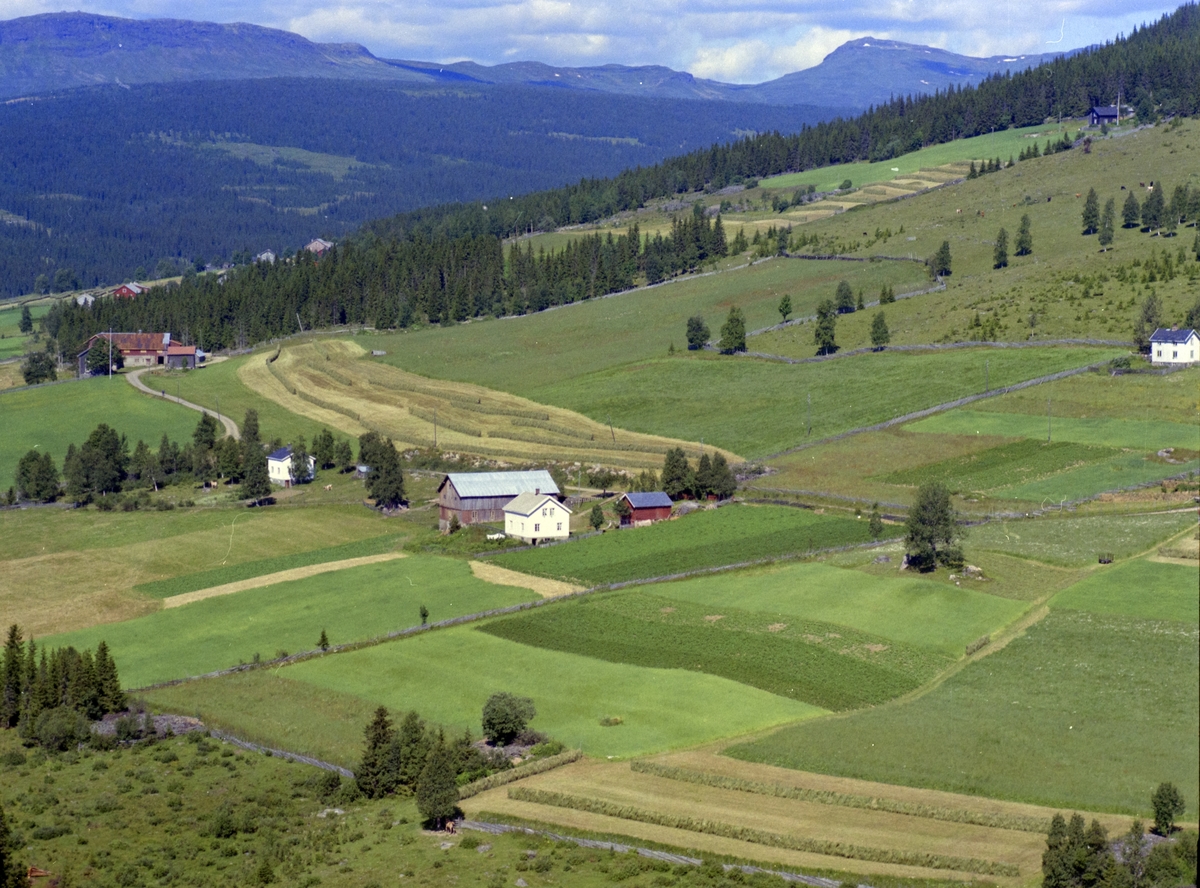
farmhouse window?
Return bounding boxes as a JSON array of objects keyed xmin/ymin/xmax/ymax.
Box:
[
  {"xmin": 534, "ymin": 523, "xmax": 540, "ymax": 532},
  {"xmin": 1172, "ymin": 350, "xmax": 1178, "ymax": 358},
  {"xmin": 556, "ymin": 522, "xmax": 562, "ymax": 531},
  {"xmin": 542, "ymin": 508, "xmax": 547, "ymax": 517}
]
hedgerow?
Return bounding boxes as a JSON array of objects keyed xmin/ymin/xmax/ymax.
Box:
[{"xmin": 458, "ymin": 749, "xmax": 582, "ymax": 799}]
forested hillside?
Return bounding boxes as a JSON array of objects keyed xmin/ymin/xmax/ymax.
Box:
[
  {"xmin": 368, "ymin": 4, "xmax": 1199, "ymax": 242},
  {"xmin": 0, "ymin": 80, "xmax": 834, "ymax": 298}
]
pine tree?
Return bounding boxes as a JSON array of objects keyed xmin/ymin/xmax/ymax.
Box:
[
  {"xmin": 1081, "ymin": 187, "xmax": 1100, "ymax": 234},
  {"xmin": 356, "ymin": 706, "xmax": 396, "ymax": 799},
  {"xmin": 1122, "ymin": 191, "xmax": 1142, "ymax": 228},
  {"xmin": 395, "ymin": 710, "xmax": 431, "ymax": 789},
  {"xmin": 904, "ymin": 481, "xmax": 962, "ymax": 571},
  {"xmin": 835, "ymin": 280, "xmax": 855, "ymax": 313},
  {"xmin": 778, "ymin": 294, "xmax": 792, "ymax": 322},
  {"xmin": 366, "ymin": 438, "xmax": 405, "ymax": 508},
  {"xmin": 686, "ymin": 316, "xmax": 710, "ymax": 350},
  {"xmin": 879, "ymin": 284, "xmax": 895, "ymax": 304},
  {"xmin": 1099, "ymin": 198, "xmax": 1115, "ymax": 251},
  {"xmin": 1015, "ymin": 215, "xmax": 1033, "ymax": 256},
  {"xmin": 695, "ymin": 453, "xmax": 714, "ymax": 498},
  {"xmin": 660, "ymin": 448, "xmax": 693, "ymax": 499},
  {"xmin": 868, "ymin": 504, "xmax": 883, "ymax": 539},
  {"xmin": 1142, "ymin": 185, "xmax": 1165, "ymax": 233},
  {"xmin": 318, "ymin": 630, "xmax": 329, "ymax": 652},
  {"xmin": 415, "ymin": 734, "xmax": 459, "ymax": 829},
  {"xmin": 94, "ymin": 640, "xmax": 126, "ymax": 714},
  {"xmin": 709, "ymin": 452, "xmax": 737, "ymax": 500},
  {"xmin": 1, "ymin": 625, "xmax": 23, "ymax": 729},
  {"xmin": 289, "ymin": 436, "xmax": 311, "ymax": 485},
  {"xmin": 870, "ymin": 311, "xmax": 890, "ymax": 349},
  {"xmin": 993, "ymin": 227, "xmax": 1009, "ymax": 268},
  {"xmin": 814, "ymin": 299, "xmax": 838, "ymax": 355},
  {"xmin": 17, "ymin": 305, "xmax": 32, "ymax": 334}
]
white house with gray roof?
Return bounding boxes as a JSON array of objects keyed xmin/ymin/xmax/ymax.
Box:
[
  {"xmin": 436, "ymin": 470, "xmax": 560, "ymax": 531},
  {"xmin": 1149, "ymin": 328, "xmax": 1198, "ymax": 365},
  {"xmin": 504, "ymin": 492, "xmax": 572, "ymax": 544}
]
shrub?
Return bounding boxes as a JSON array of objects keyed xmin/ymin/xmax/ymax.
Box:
[
  {"xmin": 1151, "ymin": 782, "xmax": 1186, "ymax": 835},
  {"xmin": 34, "ymin": 707, "xmax": 88, "ymax": 752},
  {"xmin": 481, "ymin": 692, "xmax": 536, "ymax": 745}
]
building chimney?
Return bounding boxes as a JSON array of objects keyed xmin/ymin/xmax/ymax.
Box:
[{"xmin": 535, "ymin": 488, "xmax": 540, "ymax": 496}]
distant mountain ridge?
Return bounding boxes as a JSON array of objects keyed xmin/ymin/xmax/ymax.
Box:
[{"xmin": 0, "ymin": 12, "xmax": 1080, "ymax": 107}]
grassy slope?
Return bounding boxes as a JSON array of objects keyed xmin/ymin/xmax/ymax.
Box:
[
  {"xmin": 648, "ymin": 562, "xmax": 1026, "ymax": 657},
  {"xmin": 490, "ymin": 505, "xmax": 889, "ymax": 585},
  {"xmin": 0, "ymin": 374, "xmax": 201, "ymax": 488},
  {"xmin": 45, "ymin": 555, "xmax": 534, "ymax": 688},
  {"xmin": 533, "ymin": 346, "xmax": 1118, "ymax": 459},
  {"xmin": 0, "ymin": 300, "xmax": 50, "ymax": 359},
  {"xmin": 370, "ymin": 258, "xmax": 930, "ymax": 395},
  {"xmin": 157, "ymin": 625, "xmax": 822, "ymax": 761},
  {"xmin": 757, "ymin": 120, "xmax": 1200, "ymax": 352},
  {"xmin": 727, "ymin": 603, "xmax": 1199, "ymax": 817}
]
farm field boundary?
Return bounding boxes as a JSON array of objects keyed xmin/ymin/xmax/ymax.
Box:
[
  {"xmin": 506, "ymin": 787, "xmax": 1019, "ymax": 876},
  {"xmin": 469, "ymin": 561, "xmax": 584, "ymax": 598},
  {"xmin": 162, "ymin": 551, "xmax": 407, "ymax": 608}
]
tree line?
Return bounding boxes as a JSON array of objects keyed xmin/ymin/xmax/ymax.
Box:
[{"xmin": 1, "ymin": 625, "xmax": 126, "ymax": 751}]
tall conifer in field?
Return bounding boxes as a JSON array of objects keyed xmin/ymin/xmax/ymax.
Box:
[
  {"xmin": 993, "ymin": 228, "xmax": 1009, "ymax": 268},
  {"xmin": 870, "ymin": 311, "xmax": 890, "ymax": 350},
  {"xmin": 932, "ymin": 241, "xmax": 952, "ymax": 276},
  {"xmin": 814, "ymin": 299, "xmax": 838, "ymax": 355},
  {"xmin": 1081, "ymin": 188, "xmax": 1100, "ymax": 234},
  {"xmin": 1098, "ymin": 199, "xmax": 1115, "ymax": 251},
  {"xmin": 1015, "ymin": 215, "xmax": 1033, "ymax": 256},
  {"xmin": 415, "ymin": 733, "xmax": 459, "ymax": 829},
  {"xmin": 357, "ymin": 706, "xmax": 396, "ymax": 800},
  {"xmin": 1122, "ymin": 191, "xmax": 1142, "ymax": 228},
  {"xmin": 1, "ymin": 625, "xmax": 22, "ymax": 729},
  {"xmin": 241, "ymin": 410, "xmax": 271, "ymax": 503}
]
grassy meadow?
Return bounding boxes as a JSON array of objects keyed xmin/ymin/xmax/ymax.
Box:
[
  {"xmin": 481, "ymin": 591, "xmax": 950, "ymax": 710},
  {"xmin": 0, "ymin": 374, "xmax": 202, "ymax": 489},
  {"xmin": 490, "ymin": 505, "xmax": 888, "ymax": 585},
  {"xmin": 647, "ymin": 561, "xmax": 1026, "ymax": 656},
  {"xmin": 0, "ymin": 503, "xmax": 392, "ymax": 637},
  {"xmin": 727, "ymin": 601, "xmax": 1199, "ymax": 817},
  {"xmin": 45, "ymin": 555, "xmax": 535, "ymax": 688},
  {"xmin": 966, "ymin": 510, "xmax": 1196, "ymax": 567},
  {"xmin": 533, "ymin": 346, "xmax": 1118, "ymax": 459},
  {"xmin": 149, "ymin": 625, "xmax": 823, "ymax": 761},
  {"xmin": 1049, "ymin": 557, "xmax": 1199, "ymax": 623},
  {"xmin": 0, "ymin": 299, "xmax": 50, "ymax": 359}
]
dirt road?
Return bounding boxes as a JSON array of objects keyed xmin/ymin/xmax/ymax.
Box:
[{"xmin": 126, "ymin": 367, "xmax": 240, "ymax": 440}]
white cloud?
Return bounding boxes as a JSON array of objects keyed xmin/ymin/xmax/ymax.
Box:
[{"xmin": 6, "ymin": 0, "xmax": 1183, "ymax": 82}]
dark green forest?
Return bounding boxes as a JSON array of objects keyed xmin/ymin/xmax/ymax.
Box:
[
  {"xmin": 366, "ymin": 4, "xmax": 1199, "ymax": 242},
  {"xmin": 0, "ymin": 80, "xmax": 835, "ymax": 298}
]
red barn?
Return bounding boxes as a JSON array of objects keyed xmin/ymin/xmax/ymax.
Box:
[
  {"xmin": 112, "ymin": 282, "xmax": 148, "ymax": 299},
  {"xmin": 620, "ymin": 492, "xmax": 673, "ymax": 527}
]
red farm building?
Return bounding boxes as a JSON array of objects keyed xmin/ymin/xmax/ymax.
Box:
[{"xmin": 619, "ymin": 491, "xmax": 673, "ymax": 527}]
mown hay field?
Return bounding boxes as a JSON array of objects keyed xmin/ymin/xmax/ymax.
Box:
[
  {"xmin": 45, "ymin": 554, "xmax": 535, "ymax": 688},
  {"xmin": 480, "ymin": 592, "xmax": 951, "ymax": 710},
  {"xmin": 966, "ymin": 510, "xmax": 1196, "ymax": 567},
  {"xmin": 238, "ymin": 339, "xmax": 724, "ymax": 469},
  {"xmin": 531, "ymin": 346, "xmax": 1119, "ymax": 459},
  {"xmin": 0, "ymin": 374, "xmax": 201, "ymax": 490},
  {"xmin": 726, "ymin": 603, "xmax": 1199, "ymax": 817},
  {"xmin": 643, "ymin": 561, "xmax": 1027, "ymax": 657},
  {"xmin": 908, "ymin": 409, "xmax": 1198, "ymax": 451},
  {"xmin": 1049, "ymin": 557, "xmax": 1199, "ymax": 623},
  {"xmin": 490, "ymin": 505, "xmax": 887, "ymax": 586},
  {"xmin": 150, "ymin": 625, "xmax": 823, "ymax": 761},
  {"xmin": 0, "ymin": 504, "xmax": 391, "ymax": 638}
]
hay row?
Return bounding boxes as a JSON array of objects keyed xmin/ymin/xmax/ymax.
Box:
[
  {"xmin": 629, "ymin": 762, "xmax": 1048, "ymax": 834},
  {"xmin": 486, "ymin": 427, "xmax": 675, "ymax": 454},
  {"xmin": 511, "ymin": 417, "xmax": 597, "ymax": 440},
  {"xmin": 409, "ymin": 405, "xmax": 483, "ymax": 438},
  {"xmin": 506, "ymin": 788, "xmax": 1019, "ymax": 876},
  {"xmin": 458, "ymin": 750, "xmax": 583, "ymax": 800},
  {"xmin": 448, "ymin": 398, "xmax": 551, "ymax": 421}
]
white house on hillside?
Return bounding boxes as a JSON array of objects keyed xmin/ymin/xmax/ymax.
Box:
[
  {"xmin": 504, "ymin": 493, "xmax": 571, "ymax": 544},
  {"xmin": 1149, "ymin": 328, "xmax": 1199, "ymax": 365},
  {"xmin": 267, "ymin": 446, "xmax": 315, "ymax": 487}
]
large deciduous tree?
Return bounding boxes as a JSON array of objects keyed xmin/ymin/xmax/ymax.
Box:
[
  {"xmin": 718, "ymin": 306, "xmax": 746, "ymax": 353},
  {"xmin": 14, "ymin": 450, "xmax": 58, "ymax": 503},
  {"xmin": 481, "ymin": 692, "xmax": 536, "ymax": 745},
  {"xmin": 904, "ymin": 481, "xmax": 963, "ymax": 571}
]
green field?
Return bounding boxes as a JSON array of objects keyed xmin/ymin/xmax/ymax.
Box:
[
  {"xmin": 759, "ymin": 125, "xmax": 1060, "ymax": 193},
  {"xmin": 45, "ymin": 555, "xmax": 535, "ymax": 688},
  {"xmin": 490, "ymin": 505, "xmax": 889, "ymax": 585},
  {"xmin": 133, "ymin": 533, "xmax": 403, "ymax": 598},
  {"xmin": 481, "ymin": 592, "xmax": 950, "ymax": 710},
  {"xmin": 1050, "ymin": 558, "xmax": 1199, "ymax": 623},
  {"xmin": 727, "ymin": 609, "xmax": 1199, "ymax": 817},
  {"xmin": 180, "ymin": 625, "xmax": 823, "ymax": 760},
  {"xmin": 532, "ymin": 347, "xmax": 1118, "ymax": 458},
  {"xmin": 908, "ymin": 409, "xmax": 1199, "ymax": 452},
  {"xmin": 967, "ymin": 510, "xmax": 1196, "ymax": 567},
  {"xmin": 0, "ymin": 300, "xmax": 51, "ymax": 359},
  {"xmin": 0, "ymin": 375, "xmax": 203, "ymax": 488},
  {"xmin": 648, "ymin": 562, "xmax": 1026, "ymax": 657},
  {"xmin": 994, "ymin": 451, "xmax": 1200, "ymax": 501},
  {"xmin": 370, "ymin": 258, "xmax": 931, "ymax": 396},
  {"xmin": 877, "ymin": 439, "xmax": 1120, "ymax": 491}
]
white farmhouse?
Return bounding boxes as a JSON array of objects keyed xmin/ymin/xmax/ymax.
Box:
[
  {"xmin": 267, "ymin": 445, "xmax": 315, "ymax": 487},
  {"xmin": 1149, "ymin": 328, "xmax": 1199, "ymax": 365},
  {"xmin": 504, "ymin": 492, "xmax": 571, "ymax": 544}
]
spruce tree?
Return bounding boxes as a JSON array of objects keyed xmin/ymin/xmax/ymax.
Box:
[
  {"xmin": 1081, "ymin": 187, "xmax": 1100, "ymax": 234},
  {"xmin": 870, "ymin": 311, "xmax": 890, "ymax": 349},
  {"xmin": 241, "ymin": 410, "xmax": 271, "ymax": 504},
  {"xmin": 835, "ymin": 280, "xmax": 855, "ymax": 313},
  {"xmin": 415, "ymin": 734, "xmax": 459, "ymax": 829},
  {"xmin": 356, "ymin": 706, "xmax": 396, "ymax": 799},
  {"xmin": 17, "ymin": 304, "xmax": 32, "ymax": 334},
  {"xmin": 993, "ymin": 228, "xmax": 1009, "ymax": 268},
  {"xmin": 396, "ymin": 710, "xmax": 431, "ymax": 789},
  {"xmin": 709, "ymin": 452, "xmax": 737, "ymax": 500},
  {"xmin": 932, "ymin": 241, "xmax": 952, "ymax": 276},
  {"xmin": 1122, "ymin": 191, "xmax": 1141, "ymax": 228},
  {"xmin": 366, "ymin": 439, "xmax": 405, "ymax": 508},
  {"xmin": 1015, "ymin": 215, "xmax": 1033, "ymax": 256},
  {"xmin": 868, "ymin": 504, "xmax": 883, "ymax": 539},
  {"xmin": 814, "ymin": 299, "xmax": 838, "ymax": 355},
  {"xmin": 1098, "ymin": 198, "xmax": 1115, "ymax": 251},
  {"xmin": 317, "ymin": 630, "xmax": 329, "ymax": 652},
  {"xmin": 2, "ymin": 625, "xmax": 23, "ymax": 729},
  {"xmin": 695, "ymin": 453, "xmax": 714, "ymax": 498},
  {"xmin": 94, "ymin": 640, "xmax": 125, "ymax": 714},
  {"xmin": 1142, "ymin": 185, "xmax": 1165, "ymax": 233},
  {"xmin": 660, "ymin": 448, "xmax": 693, "ymax": 499},
  {"xmin": 904, "ymin": 481, "xmax": 962, "ymax": 571}
]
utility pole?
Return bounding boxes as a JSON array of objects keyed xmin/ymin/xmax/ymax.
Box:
[
  {"xmin": 806, "ymin": 393, "xmax": 812, "ymax": 437},
  {"xmin": 1047, "ymin": 398, "xmax": 1052, "ymax": 443},
  {"xmin": 985, "ymin": 359, "xmax": 989, "ymax": 394}
]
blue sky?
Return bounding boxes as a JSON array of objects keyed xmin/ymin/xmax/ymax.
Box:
[{"xmin": 9, "ymin": 0, "xmax": 1184, "ymax": 82}]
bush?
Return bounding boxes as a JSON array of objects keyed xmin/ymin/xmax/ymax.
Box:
[
  {"xmin": 34, "ymin": 706, "xmax": 89, "ymax": 751},
  {"xmin": 1151, "ymin": 781, "xmax": 1186, "ymax": 835},
  {"xmin": 481, "ymin": 692, "xmax": 536, "ymax": 745}
]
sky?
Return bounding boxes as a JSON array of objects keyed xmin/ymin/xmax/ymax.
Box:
[{"xmin": 8, "ymin": 0, "xmax": 1185, "ymax": 82}]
